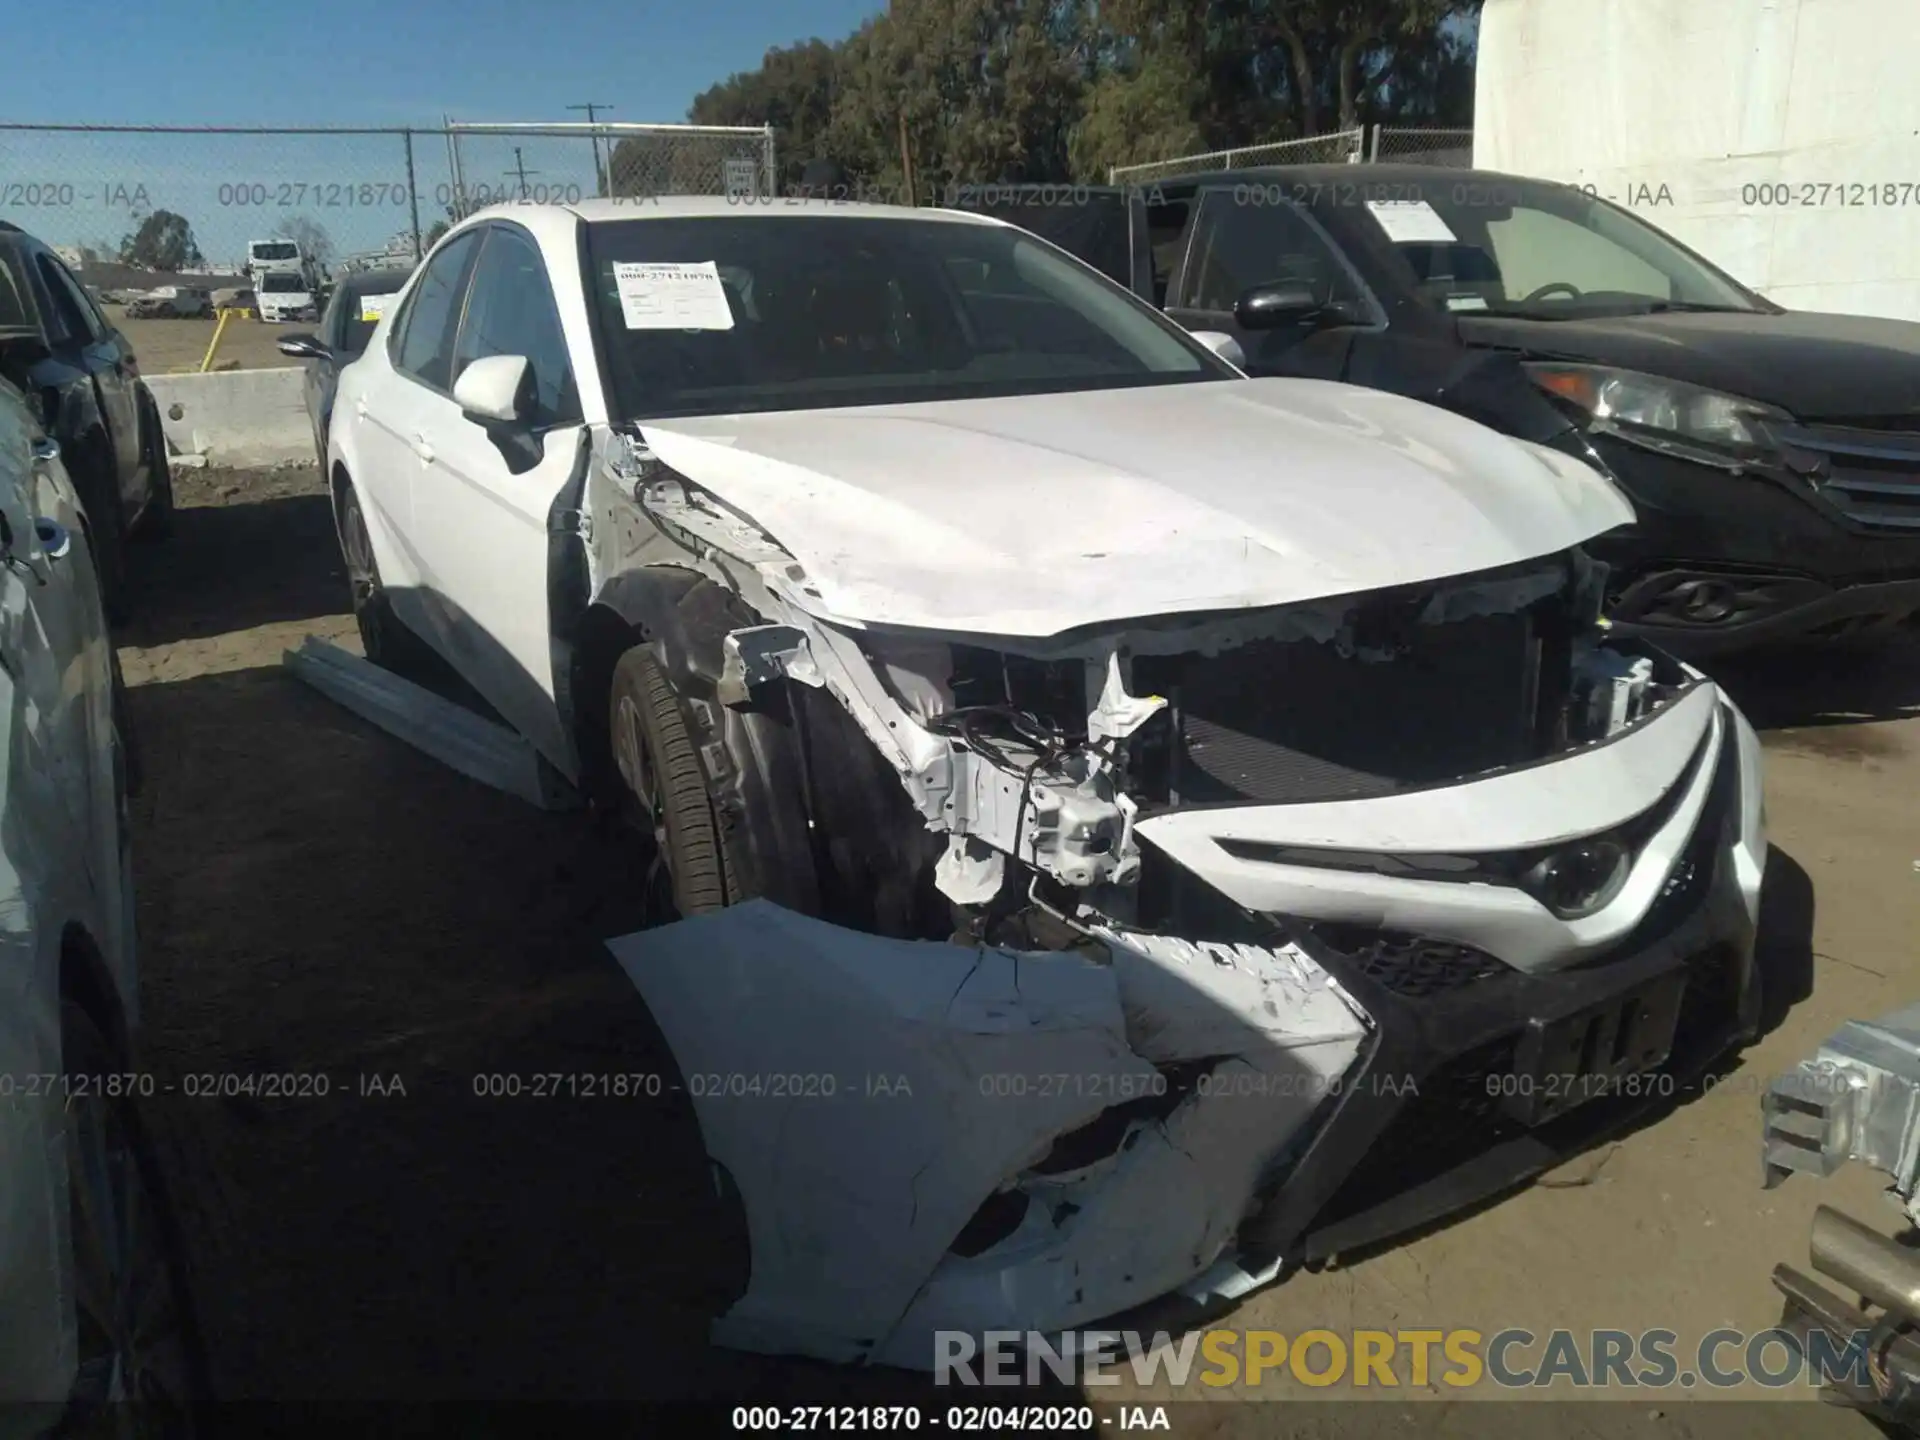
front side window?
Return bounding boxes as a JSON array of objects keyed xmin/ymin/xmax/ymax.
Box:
[
  {"xmin": 586, "ymin": 214, "xmax": 1230, "ymax": 422},
  {"xmin": 1370, "ymin": 182, "xmax": 1763, "ymax": 318},
  {"xmin": 451, "ymin": 228, "xmax": 578, "ymax": 425},
  {"xmin": 392, "ymin": 230, "xmax": 481, "ymax": 391},
  {"xmin": 1178, "ymin": 192, "xmax": 1369, "ymax": 315}
]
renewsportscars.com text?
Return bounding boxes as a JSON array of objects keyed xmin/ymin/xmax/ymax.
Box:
[{"xmin": 936, "ymin": 1327, "xmax": 1875, "ymax": 1391}]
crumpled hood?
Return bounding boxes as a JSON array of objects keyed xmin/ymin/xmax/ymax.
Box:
[{"xmin": 638, "ymin": 377, "xmax": 1633, "ymax": 637}]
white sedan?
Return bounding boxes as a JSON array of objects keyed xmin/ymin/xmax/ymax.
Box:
[
  {"xmin": 0, "ymin": 373, "xmax": 204, "ymax": 1421},
  {"xmin": 328, "ymin": 198, "xmax": 1769, "ymax": 1364}
]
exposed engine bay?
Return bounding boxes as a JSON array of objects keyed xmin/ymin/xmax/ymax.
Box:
[
  {"xmin": 606, "ymin": 430, "xmax": 1688, "ymax": 952},
  {"xmin": 584, "ymin": 424, "xmax": 1765, "ymax": 1367}
]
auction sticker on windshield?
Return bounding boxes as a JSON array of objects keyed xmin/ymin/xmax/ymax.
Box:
[
  {"xmin": 1366, "ymin": 199, "xmax": 1458, "ymax": 244},
  {"xmin": 613, "ymin": 260, "xmax": 735, "ymax": 330},
  {"xmin": 359, "ymin": 294, "xmax": 393, "ymax": 323}
]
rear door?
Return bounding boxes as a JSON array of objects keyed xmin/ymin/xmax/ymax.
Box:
[
  {"xmin": 31, "ymin": 250, "xmax": 143, "ymax": 507},
  {"xmin": 405, "ymin": 221, "xmax": 586, "ymax": 771},
  {"xmin": 1163, "ymin": 186, "xmax": 1381, "ymax": 380},
  {"xmin": 351, "ymin": 227, "xmax": 484, "ymax": 614}
]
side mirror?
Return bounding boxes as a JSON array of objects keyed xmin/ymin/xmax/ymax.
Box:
[
  {"xmin": 1188, "ymin": 330, "xmax": 1247, "ymax": 369},
  {"xmin": 453, "ymin": 354, "xmax": 532, "ymax": 426},
  {"xmin": 277, "ymin": 332, "xmax": 330, "ymax": 361},
  {"xmin": 1233, "ymin": 282, "xmax": 1325, "ymax": 331}
]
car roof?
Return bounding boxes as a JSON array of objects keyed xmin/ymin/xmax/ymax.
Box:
[
  {"xmin": 453, "ymin": 196, "xmax": 1001, "ymax": 250},
  {"xmin": 1144, "ymin": 163, "xmax": 1523, "ymax": 191},
  {"xmin": 338, "ymin": 268, "xmax": 412, "ymax": 292}
]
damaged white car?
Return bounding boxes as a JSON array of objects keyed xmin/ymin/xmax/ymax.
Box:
[{"xmin": 328, "ymin": 197, "xmax": 1770, "ymax": 1367}]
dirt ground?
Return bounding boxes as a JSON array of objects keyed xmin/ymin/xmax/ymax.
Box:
[
  {"xmin": 116, "ymin": 463, "xmax": 1920, "ymax": 1434},
  {"xmin": 111, "ymin": 306, "xmax": 302, "ymax": 375}
]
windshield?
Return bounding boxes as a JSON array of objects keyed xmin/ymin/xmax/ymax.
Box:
[
  {"xmin": 261, "ymin": 273, "xmax": 308, "ymax": 293},
  {"xmin": 253, "ymin": 243, "xmax": 299, "ymax": 261},
  {"xmin": 1369, "ymin": 181, "xmax": 1763, "ymax": 319},
  {"xmin": 585, "ymin": 214, "xmax": 1228, "ymax": 422}
]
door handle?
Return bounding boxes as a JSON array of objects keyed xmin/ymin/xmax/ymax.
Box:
[
  {"xmin": 354, "ymin": 398, "xmax": 369, "ymax": 418},
  {"xmin": 34, "ymin": 519, "xmax": 72, "ymax": 561},
  {"xmin": 411, "ymin": 433, "xmax": 435, "ymax": 463}
]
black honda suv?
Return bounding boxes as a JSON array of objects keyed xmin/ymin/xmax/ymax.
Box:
[{"xmin": 956, "ymin": 168, "xmax": 1920, "ymax": 657}]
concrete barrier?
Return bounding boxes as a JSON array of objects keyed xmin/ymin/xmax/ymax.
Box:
[{"xmin": 144, "ymin": 367, "xmax": 313, "ymax": 468}]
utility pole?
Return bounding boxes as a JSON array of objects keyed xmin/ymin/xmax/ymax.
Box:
[
  {"xmin": 569, "ymin": 102, "xmax": 615, "ymax": 196},
  {"xmin": 508, "ymin": 147, "xmax": 540, "ymax": 201}
]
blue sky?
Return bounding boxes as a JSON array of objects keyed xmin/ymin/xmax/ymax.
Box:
[{"xmin": 1, "ymin": 0, "xmax": 880, "ymax": 265}]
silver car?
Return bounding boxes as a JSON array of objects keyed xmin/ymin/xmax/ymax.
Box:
[{"xmin": 0, "ymin": 375, "xmax": 205, "ymax": 1429}]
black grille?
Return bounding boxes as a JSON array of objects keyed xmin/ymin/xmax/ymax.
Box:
[
  {"xmin": 1311, "ymin": 925, "xmax": 1511, "ymax": 999},
  {"xmin": 1308, "ymin": 946, "xmax": 1746, "ymax": 1238},
  {"xmin": 1310, "ymin": 1037, "xmax": 1525, "ymax": 1229},
  {"xmin": 1778, "ymin": 423, "xmax": 1920, "ymax": 531}
]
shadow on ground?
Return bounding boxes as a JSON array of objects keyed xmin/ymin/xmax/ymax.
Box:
[
  {"xmin": 122, "ymin": 474, "xmax": 1086, "ymax": 1408},
  {"xmin": 1704, "ymin": 633, "xmax": 1920, "ymax": 732}
]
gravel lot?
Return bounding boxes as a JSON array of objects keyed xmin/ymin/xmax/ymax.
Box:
[
  {"xmin": 115, "ymin": 464, "xmax": 1920, "ymax": 1433},
  {"xmin": 113, "ymin": 307, "xmax": 303, "ymax": 374}
]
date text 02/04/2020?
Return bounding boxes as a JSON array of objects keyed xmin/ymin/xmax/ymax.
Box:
[{"xmin": 729, "ymin": 1404, "xmax": 1171, "ymax": 1431}]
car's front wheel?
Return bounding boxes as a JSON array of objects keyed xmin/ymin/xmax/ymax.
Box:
[
  {"xmin": 59, "ymin": 999, "xmax": 209, "ymax": 1436},
  {"xmin": 608, "ymin": 647, "xmax": 749, "ymax": 920}
]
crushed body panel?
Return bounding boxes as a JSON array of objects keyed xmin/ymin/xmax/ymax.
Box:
[{"xmin": 608, "ymin": 901, "xmax": 1366, "ymax": 1367}]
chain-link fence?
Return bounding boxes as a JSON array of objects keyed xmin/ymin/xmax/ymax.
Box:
[
  {"xmin": 443, "ymin": 121, "xmax": 776, "ymax": 217},
  {"xmin": 1109, "ymin": 129, "xmax": 1367, "ymax": 186},
  {"xmin": 1370, "ymin": 126, "xmax": 1476, "ymax": 166},
  {"xmin": 0, "ymin": 122, "xmax": 775, "ymax": 284},
  {"xmin": 1109, "ymin": 124, "xmax": 1478, "ymax": 185}
]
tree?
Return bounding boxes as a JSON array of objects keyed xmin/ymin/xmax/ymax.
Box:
[
  {"xmin": 424, "ymin": 218, "xmax": 450, "ymax": 247},
  {"xmin": 273, "ymin": 215, "xmax": 335, "ymax": 266},
  {"xmin": 118, "ymin": 210, "xmax": 204, "ymax": 272},
  {"xmin": 690, "ymin": 37, "xmax": 843, "ymax": 188}
]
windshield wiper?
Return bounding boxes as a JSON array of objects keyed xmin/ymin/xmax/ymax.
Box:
[{"xmin": 1637, "ymin": 301, "xmax": 1754, "ymax": 314}]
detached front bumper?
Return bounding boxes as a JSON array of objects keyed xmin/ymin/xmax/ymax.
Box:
[{"xmin": 607, "ymin": 696, "xmax": 1764, "ymax": 1369}]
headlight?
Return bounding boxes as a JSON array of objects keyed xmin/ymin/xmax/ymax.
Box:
[
  {"xmin": 1524, "ymin": 362, "xmax": 1792, "ymax": 470},
  {"xmin": 1518, "ymin": 838, "xmax": 1633, "ymax": 920}
]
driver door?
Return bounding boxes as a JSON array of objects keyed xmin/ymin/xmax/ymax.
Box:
[
  {"xmin": 1163, "ymin": 187, "xmax": 1375, "ymax": 380},
  {"xmin": 405, "ymin": 222, "xmax": 586, "ymax": 774}
]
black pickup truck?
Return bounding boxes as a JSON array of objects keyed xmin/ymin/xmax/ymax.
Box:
[{"xmin": 948, "ymin": 168, "xmax": 1920, "ymax": 658}]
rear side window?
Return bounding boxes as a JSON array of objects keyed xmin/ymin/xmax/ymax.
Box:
[
  {"xmin": 1144, "ymin": 200, "xmax": 1191, "ymax": 307},
  {"xmin": 392, "ymin": 230, "xmax": 481, "ymax": 391},
  {"xmin": 35, "ymin": 254, "xmax": 102, "ymax": 343},
  {"xmin": 0, "ymin": 257, "xmax": 31, "ymax": 330}
]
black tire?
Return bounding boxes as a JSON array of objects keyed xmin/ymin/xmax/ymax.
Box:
[
  {"xmin": 608, "ymin": 647, "xmax": 746, "ymax": 918},
  {"xmin": 58, "ymin": 1000, "xmax": 212, "ymax": 1436},
  {"xmin": 133, "ymin": 395, "xmax": 174, "ymax": 542},
  {"xmin": 110, "ymin": 646, "xmax": 144, "ymax": 800},
  {"xmin": 81, "ymin": 436, "xmax": 133, "ymax": 628},
  {"xmin": 337, "ymin": 481, "xmax": 432, "ymax": 676}
]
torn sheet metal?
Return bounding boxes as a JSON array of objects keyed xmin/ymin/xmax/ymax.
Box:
[
  {"xmin": 608, "ymin": 901, "xmax": 1366, "ymax": 1368},
  {"xmin": 283, "ymin": 637, "xmax": 577, "ymax": 811},
  {"xmin": 716, "ymin": 624, "xmax": 821, "ymax": 706},
  {"xmin": 609, "ymin": 900, "xmax": 1155, "ymax": 1364}
]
